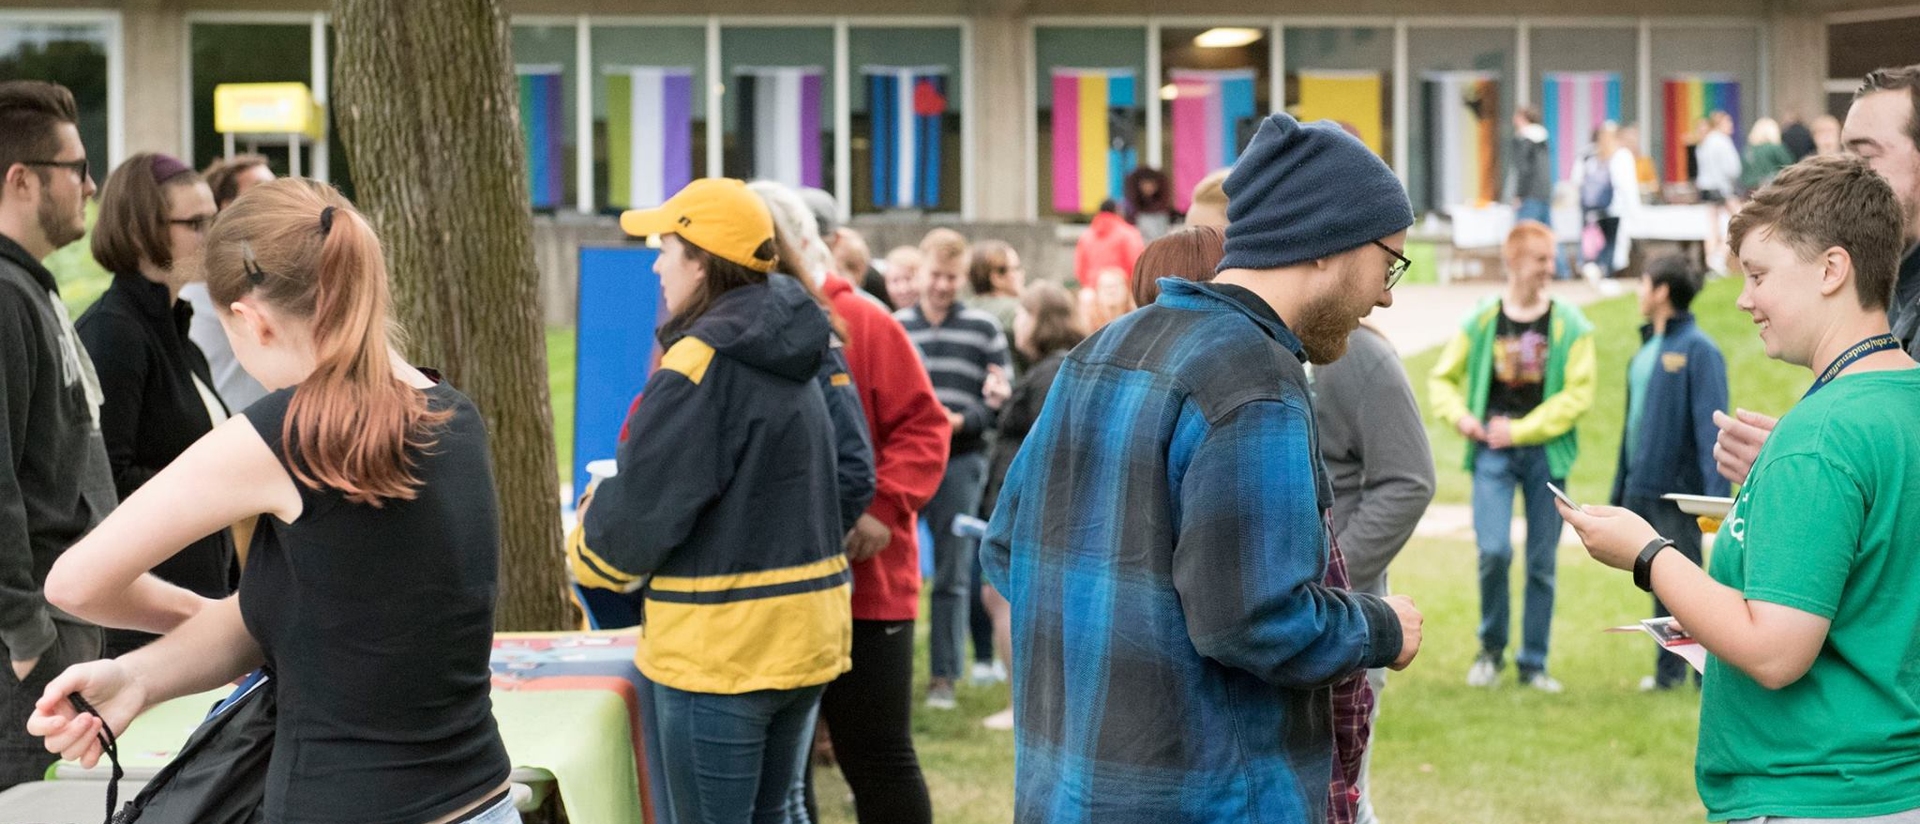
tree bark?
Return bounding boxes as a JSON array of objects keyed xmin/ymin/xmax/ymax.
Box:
[{"xmin": 331, "ymin": 0, "xmax": 569, "ymax": 630}]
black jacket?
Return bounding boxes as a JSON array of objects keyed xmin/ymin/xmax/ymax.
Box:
[
  {"xmin": 76, "ymin": 272, "xmax": 236, "ymax": 654},
  {"xmin": 982, "ymin": 349, "xmax": 1067, "ymax": 517},
  {"xmin": 0, "ymin": 235, "xmax": 117, "ymax": 665}
]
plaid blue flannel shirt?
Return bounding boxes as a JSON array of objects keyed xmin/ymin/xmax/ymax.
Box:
[{"xmin": 982, "ymin": 279, "xmax": 1404, "ymax": 824}]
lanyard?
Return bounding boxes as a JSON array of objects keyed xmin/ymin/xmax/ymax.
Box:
[{"xmin": 1804, "ymin": 334, "xmax": 1902, "ymax": 398}]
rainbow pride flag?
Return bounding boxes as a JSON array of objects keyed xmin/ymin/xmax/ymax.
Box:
[
  {"xmin": 1170, "ymin": 69, "xmax": 1258, "ymax": 213},
  {"xmin": 1663, "ymin": 76, "xmax": 1740, "ymax": 183},
  {"xmin": 516, "ymin": 65, "xmax": 565, "ymax": 210},
  {"xmin": 1542, "ymin": 72, "xmax": 1621, "ymax": 181},
  {"xmin": 605, "ymin": 67, "xmax": 694, "ymax": 210},
  {"xmin": 1050, "ymin": 68, "xmax": 1137, "ymax": 215},
  {"xmin": 1421, "ymin": 72, "xmax": 1501, "ymax": 212}
]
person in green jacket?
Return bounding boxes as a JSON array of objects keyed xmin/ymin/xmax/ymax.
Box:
[
  {"xmin": 1430, "ymin": 220, "xmax": 1597, "ymax": 693},
  {"xmin": 1741, "ymin": 118, "xmax": 1797, "ymax": 195}
]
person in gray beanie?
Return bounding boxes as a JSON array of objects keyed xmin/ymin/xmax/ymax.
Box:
[{"xmin": 981, "ymin": 112, "xmax": 1424, "ymax": 823}]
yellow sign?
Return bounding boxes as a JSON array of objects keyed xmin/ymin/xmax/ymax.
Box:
[
  {"xmin": 1295, "ymin": 71, "xmax": 1385, "ymax": 157},
  {"xmin": 213, "ymin": 83, "xmax": 323, "ymax": 139}
]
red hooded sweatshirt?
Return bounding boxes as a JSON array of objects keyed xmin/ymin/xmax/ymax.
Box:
[
  {"xmin": 1074, "ymin": 211, "xmax": 1146, "ymax": 291},
  {"xmin": 823, "ymin": 274, "xmax": 951, "ymax": 621}
]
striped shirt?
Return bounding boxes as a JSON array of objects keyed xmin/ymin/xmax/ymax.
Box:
[{"xmin": 896, "ymin": 301, "xmax": 1010, "ymax": 455}]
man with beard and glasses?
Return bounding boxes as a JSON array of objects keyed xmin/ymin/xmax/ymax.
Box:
[
  {"xmin": 0, "ymin": 80, "xmax": 115, "ymax": 790},
  {"xmin": 1430, "ymin": 220, "xmax": 1597, "ymax": 695},
  {"xmin": 981, "ymin": 113, "xmax": 1424, "ymax": 823}
]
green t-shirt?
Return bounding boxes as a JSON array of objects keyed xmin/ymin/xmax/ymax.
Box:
[
  {"xmin": 1625, "ymin": 334, "xmax": 1662, "ymax": 453},
  {"xmin": 1698, "ymin": 369, "xmax": 1920, "ymax": 821}
]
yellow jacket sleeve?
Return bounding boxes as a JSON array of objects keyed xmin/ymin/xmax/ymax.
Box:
[
  {"xmin": 1427, "ymin": 331, "xmax": 1474, "ymax": 430},
  {"xmin": 567, "ymin": 518, "xmax": 642, "ymax": 592},
  {"xmin": 1510, "ymin": 334, "xmax": 1597, "ymax": 445}
]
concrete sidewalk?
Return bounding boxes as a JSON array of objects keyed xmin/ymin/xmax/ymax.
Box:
[{"xmin": 1369, "ymin": 278, "xmax": 1622, "ymax": 356}]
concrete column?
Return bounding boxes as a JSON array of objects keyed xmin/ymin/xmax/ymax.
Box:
[
  {"xmin": 1768, "ymin": 11, "xmax": 1827, "ymax": 122},
  {"xmin": 970, "ymin": 7, "xmax": 1029, "ymax": 222},
  {"xmin": 120, "ymin": 0, "xmax": 189, "ymax": 159}
]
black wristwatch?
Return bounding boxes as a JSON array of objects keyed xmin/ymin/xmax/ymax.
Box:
[{"xmin": 1634, "ymin": 537, "xmax": 1676, "ymax": 592}]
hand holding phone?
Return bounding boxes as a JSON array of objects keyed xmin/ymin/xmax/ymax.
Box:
[{"xmin": 1546, "ymin": 482, "xmax": 1580, "ymax": 511}]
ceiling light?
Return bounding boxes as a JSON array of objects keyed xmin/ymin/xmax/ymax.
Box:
[
  {"xmin": 1160, "ymin": 83, "xmax": 1179, "ymax": 100},
  {"xmin": 1194, "ymin": 27, "xmax": 1263, "ymax": 49}
]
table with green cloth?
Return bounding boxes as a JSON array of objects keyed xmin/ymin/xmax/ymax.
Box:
[{"xmin": 42, "ymin": 630, "xmax": 656, "ymax": 824}]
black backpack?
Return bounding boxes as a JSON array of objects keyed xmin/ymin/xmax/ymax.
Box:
[{"xmin": 82, "ymin": 669, "xmax": 274, "ymax": 824}]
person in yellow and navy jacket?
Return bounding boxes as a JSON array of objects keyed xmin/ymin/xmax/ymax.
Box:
[
  {"xmin": 570, "ymin": 178, "xmax": 853, "ymax": 824},
  {"xmin": 1430, "ymin": 220, "xmax": 1597, "ymax": 694}
]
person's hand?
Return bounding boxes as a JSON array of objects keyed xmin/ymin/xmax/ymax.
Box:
[
  {"xmin": 844, "ymin": 514, "xmax": 891, "ymax": 563},
  {"xmin": 26, "ymin": 659, "xmax": 149, "ymax": 769},
  {"xmin": 1384, "ymin": 595, "xmax": 1423, "ymax": 670},
  {"xmin": 10, "ymin": 657, "xmax": 37, "ymax": 682},
  {"xmin": 1456, "ymin": 415, "xmax": 1487, "ymax": 442},
  {"xmin": 946, "ymin": 410, "xmax": 965, "ymax": 431},
  {"xmin": 574, "ymin": 490, "xmax": 594, "ymax": 523},
  {"xmin": 1486, "ymin": 416, "xmax": 1514, "ymax": 449},
  {"xmin": 1713, "ymin": 409, "xmax": 1777, "ymax": 485},
  {"xmin": 983, "ymin": 366, "xmax": 1011, "ymax": 412},
  {"xmin": 1555, "ymin": 500, "xmax": 1660, "ymax": 571}
]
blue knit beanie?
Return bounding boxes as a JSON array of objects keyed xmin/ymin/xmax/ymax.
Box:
[{"xmin": 1217, "ymin": 113, "xmax": 1414, "ymax": 272}]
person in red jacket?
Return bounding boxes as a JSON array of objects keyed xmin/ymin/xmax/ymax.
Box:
[
  {"xmin": 1073, "ymin": 199, "xmax": 1146, "ymax": 291},
  {"xmin": 779, "ymin": 185, "xmax": 951, "ymax": 824}
]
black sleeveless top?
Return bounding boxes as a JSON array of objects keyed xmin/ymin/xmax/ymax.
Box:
[{"xmin": 239, "ymin": 380, "xmax": 509, "ymax": 823}]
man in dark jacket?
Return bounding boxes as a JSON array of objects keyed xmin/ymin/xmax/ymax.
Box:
[
  {"xmin": 1612, "ymin": 254, "xmax": 1728, "ymax": 690},
  {"xmin": 1507, "ymin": 106, "xmax": 1554, "ymax": 227},
  {"xmin": 0, "ymin": 80, "xmax": 116, "ymax": 790}
]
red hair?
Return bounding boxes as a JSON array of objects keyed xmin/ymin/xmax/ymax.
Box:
[{"xmin": 204, "ymin": 178, "xmax": 446, "ymax": 506}]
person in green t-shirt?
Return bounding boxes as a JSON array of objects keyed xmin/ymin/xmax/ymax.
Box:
[{"xmin": 1558, "ymin": 156, "xmax": 1920, "ymax": 823}]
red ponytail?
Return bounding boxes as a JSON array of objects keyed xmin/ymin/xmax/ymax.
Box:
[{"xmin": 204, "ymin": 178, "xmax": 447, "ymax": 505}]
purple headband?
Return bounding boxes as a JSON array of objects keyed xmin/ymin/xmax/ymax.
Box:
[{"xmin": 148, "ymin": 154, "xmax": 192, "ymax": 185}]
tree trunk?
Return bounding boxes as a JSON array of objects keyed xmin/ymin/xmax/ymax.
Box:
[{"xmin": 331, "ymin": 0, "xmax": 569, "ymax": 630}]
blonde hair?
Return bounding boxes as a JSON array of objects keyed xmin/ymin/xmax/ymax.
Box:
[
  {"xmin": 203, "ymin": 178, "xmax": 446, "ymax": 506},
  {"xmin": 748, "ymin": 180, "xmax": 835, "ymax": 280},
  {"xmin": 1191, "ymin": 169, "xmax": 1230, "ymax": 215},
  {"xmin": 1748, "ymin": 117, "xmax": 1783, "ymax": 147},
  {"xmin": 918, "ymin": 227, "xmax": 970, "ymax": 268}
]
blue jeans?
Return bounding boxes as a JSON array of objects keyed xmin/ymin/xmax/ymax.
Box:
[
  {"xmin": 653, "ymin": 683, "xmax": 826, "ymax": 824},
  {"xmin": 1471, "ymin": 445, "xmax": 1562, "ymax": 675},
  {"xmin": 925, "ymin": 451, "xmax": 988, "ymax": 681},
  {"xmin": 464, "ymin": 792, "xmax": 524, "ymax": 823}
]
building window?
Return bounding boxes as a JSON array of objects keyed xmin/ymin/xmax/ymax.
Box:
[
  {"xmin": 1159, "ymin": 24, "xmax": 1269, "ymax": 214},
  {"xmin": 513, "ymin": 24, "xmax": 578, "ymax": 212},
  {"xmin": 1283, "ymin": 25, "xmax": 1394, "ymax": 172},
  {"xmin": 720, "ymin": 25, "xmax": 835, "ymax": 193},
  {"xmin": 849, "ymin": 25, "xmax": 964, "ymax": 216},
  {"xmin": 1527, "ymin": 26, "xmax": 1637, "ymax": 188},
  {"xmin": 1407, "ymin": 26, "xmax": 1514, "ymax": 214},
  {"xmin": 592, "ymin": 24, "xmax": 706, "ymax": 214},
  {"xmin": 0, "ymin": 20, "xmax": 113, "ymax": 171},
  {"xmin": 1649, "ymin": 25, "xmax": 1760, "ymax": 184},
  {"xmin": 1034, "ymin": 25, "xmax": 1147, "ymax": 220},
  {"xmin": 190, "ymin": 22, "xmax": 313, "ymax": 177}
]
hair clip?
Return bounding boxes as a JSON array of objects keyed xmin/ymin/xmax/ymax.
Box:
[
  {"xmin": 240, "ymin": 241, "xmax": 268, "ymax": 286},
  {"xmin": 319, "ymin": 206, "xmax": 336, "ymax": 236}
]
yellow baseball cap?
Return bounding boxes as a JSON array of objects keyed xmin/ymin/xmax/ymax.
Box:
[{"xmin": 619, "ymin": 178, "xmax": 778, "ymax": 273}]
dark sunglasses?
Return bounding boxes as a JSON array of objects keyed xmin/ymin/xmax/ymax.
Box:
[
  {"xmin": 21, "ymin": 157, "xmax": 90, "ymax": 183},
  {"xmin": 1373, "ymin": 240, "xmax": 1412, "ymax": 290}
]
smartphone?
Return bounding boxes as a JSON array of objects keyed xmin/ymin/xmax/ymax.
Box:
[{"xmin": 1546, "ymin": 482, "xmax": 1579, "ymax": 509}]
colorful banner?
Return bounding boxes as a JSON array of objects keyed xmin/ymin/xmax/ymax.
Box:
[
  {"xmin": 1050, "ymin": 68, "xmax": 1138, "ymax": 215},
  {"xmin": 865, "ymin": 66, "xmax": 947, "ymax": 210},
  {"xmin": 1295, "ymin": 70, "xmax": 1384, "ymax": 157},
  {"xmin": 605, "ymin": 67, "xmax": 694, "ymax": 210},
  {"xmin": 736, "ymin": 66, "xmax": 825, "ymax": 190},
  {"xmin": 516, "ymin": 65, "xmax": 565, "ymax": 210},
  {"xmin": 1663, "ymin": 75, "xmax": 1741, "ymax": 183},
  {"xmin": 1170, "ymin": 69, "xmax": 1259, "ymax": 213},
  {"xmin": 1542, "ymin": 72, "xmax": 1622, "ymax": 182},
  {"xmin": 1422, "ymin": 72, "xmax": 1501, "ymax": 211}
]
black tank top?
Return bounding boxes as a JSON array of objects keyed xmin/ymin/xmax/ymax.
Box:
[{"xmin": 239, "ymin": 380, "xmax": 509, "ymax": 823}]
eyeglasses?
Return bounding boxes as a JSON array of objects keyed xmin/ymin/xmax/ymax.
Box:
[
  {"xmin": 169, "ymin": 215, "xmax": 216, "ymax": 234},
  {"xmin": 20, "ymin": 158, "xmax": 90, "ymax": 183},
  {"xmin": 1373, "ymin": 240, "xmax": 1412, "ymax": 290}
]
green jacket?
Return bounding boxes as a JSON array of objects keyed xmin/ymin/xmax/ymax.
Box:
[{"xmin": 1429, "ymin": 296, "xmax": 1597, "ymax": 479}]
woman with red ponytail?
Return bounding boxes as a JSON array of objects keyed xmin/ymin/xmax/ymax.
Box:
[{"xmin": 26, "ymin": 178, "xmax": 518, "ymax": 824}]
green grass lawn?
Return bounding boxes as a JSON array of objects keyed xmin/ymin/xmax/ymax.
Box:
[
  {"xmin": 1408, "ymin": 276, "xmax": 1810, "ymax": 506},
  {"xmin": 807, "ymin": 535, "xmax": 1711, "ymax": 824}
]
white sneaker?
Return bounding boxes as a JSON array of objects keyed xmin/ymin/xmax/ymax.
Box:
[
  {"xmin": 925, "ymin": 683, "xmax": 957, "ymax": 710},
  {"xmin": 1522, "ymin": 672, "xmax": 1564, "ymax": 694},
  {"xmin": 969, "ymin": 662, "xmax": 996, "ymax": 685},
  {"xmin": 1466, "ymin": 653, "xmax": 1501, "ymax": 688},
  {"xmin": 982, "ymin": 707, "xmax": 1015, "ymax": 731}
]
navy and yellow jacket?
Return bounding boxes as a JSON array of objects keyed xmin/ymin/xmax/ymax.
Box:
[{"xmin": 572, "ymin": 274, "xmax": 853, "ymax": 694}]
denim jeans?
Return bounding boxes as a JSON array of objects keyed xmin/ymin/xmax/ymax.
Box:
[
  {"xmin": 925, "ymin": 451, "xmax": 988, "ymax": 681},
  {"xmin": 653, "ymin": 683, "xmax": 826, "ymax": 824},
  {"xmin": 1471, "ymin": 445, "xmax": 1562, "ymax": 675},
  {"xmin": 463, "ymin": 792, "xmax": 524, "ymax": 823}
]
